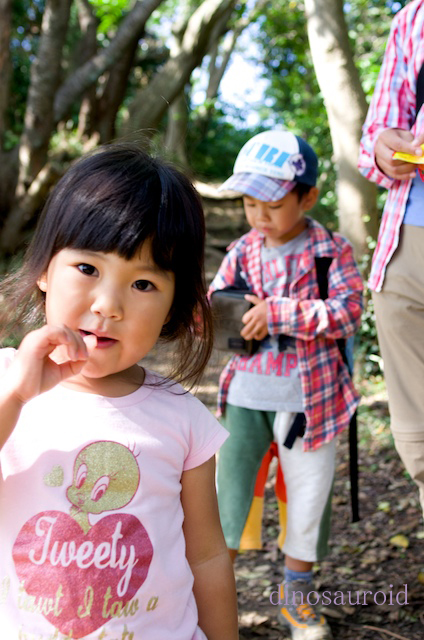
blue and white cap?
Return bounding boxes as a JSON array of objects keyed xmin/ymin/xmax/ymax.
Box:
[{"xmin": 219, "ymin": 130, "xmax": 318, "ymax": 202}]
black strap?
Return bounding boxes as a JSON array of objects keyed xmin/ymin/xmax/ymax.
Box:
[
  {"xmin": 283, "ymin": 412, "xmax": 306, "ymax": 449},
  {"xmin": 283, "ymin": 239, "xmax": 360, "ymax": 522},
  {"xmin": 349, "ymin": 412, "xmax": 359, "ymax": 522},
  {"xmin": 314, "ymin": 256, "xmax": 333, "ymax": 299},
  {"xmin": 316, "ymin": 251, "xmax": 359, "ymax": 522},
  {"xmin": 233, "ymin": 257, "xmax": 250, "ymax": 290},
  {"xmin": 315, "ymin": 255, "xmax": 349, "ymax": 371},
  {"xmin": 416, "ymin": 61, "xmax": 424, "ymax": 121}
]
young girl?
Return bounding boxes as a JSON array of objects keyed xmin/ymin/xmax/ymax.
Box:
[{"xmin": 0, "ymin": 144, "xmax": 238, "ymax": 640}]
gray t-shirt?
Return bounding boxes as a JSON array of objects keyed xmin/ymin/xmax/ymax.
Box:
[{"xmin": 227, "ymin": 230, "xmax": 307, "ymax": 412}]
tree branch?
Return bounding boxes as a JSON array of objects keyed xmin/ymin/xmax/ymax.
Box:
[
  {"xmin": 207, "ymin": 0, "xmax": 269, "ymax": 101},
  {"xmin": 1, "ymin": 161, "xmax": 63, "ymax": 252},
  {"xmin": 121, "ymin": 0, "xmax": 237, "ymax": 135},
  {"xmin": 53, "ymin": 0, "xmax": 164, "ymax": 123}
]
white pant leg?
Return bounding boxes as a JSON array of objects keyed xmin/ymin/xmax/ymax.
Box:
[{"xmin": 274, "ymin": 412, "xmax": 336, "ymax": 562}]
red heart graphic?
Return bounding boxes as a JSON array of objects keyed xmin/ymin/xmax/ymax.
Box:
[{"xmin": 13, "ymin": 510, "xmax": 153, "ymax": 638}]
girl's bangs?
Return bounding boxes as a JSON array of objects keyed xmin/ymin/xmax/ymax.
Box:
[
  {"xmin": 56, "ymin": 203, "xmax": 154, "ymax": 260},
  {"xmin": 51, "ymin": 174, "xmax": 175, "ymax": 271}
]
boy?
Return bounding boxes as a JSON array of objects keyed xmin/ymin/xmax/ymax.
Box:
[{"xmin": 209, "ymin": 130, "xmax": 363, "ymax": 640}]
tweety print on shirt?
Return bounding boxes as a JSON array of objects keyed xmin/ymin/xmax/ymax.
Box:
[{"xmin": 12, "ymin": 441, "xmax": 153, "ymax": 638}]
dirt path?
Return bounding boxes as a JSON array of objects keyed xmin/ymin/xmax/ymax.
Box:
[
  {"xmin": 142, "ymin": 207, "xmax": 423, "ymax": 638},
  {"xmin": 143, "ymin": 340, "xmax": 424, "ymax": 640}
]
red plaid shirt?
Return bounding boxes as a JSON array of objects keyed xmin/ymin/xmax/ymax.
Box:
[
  {"xmin": 358, "ymin": 0, "xmax": 424, "ymax": 291},
  {"xmin": 209, "ymin": 218, "xmax": 363, "ymax": 452}
]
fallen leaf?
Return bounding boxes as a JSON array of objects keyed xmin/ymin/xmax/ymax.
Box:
[{"xmin": 389, "ymin": 534, "xmax": 409, "ymax": 549}]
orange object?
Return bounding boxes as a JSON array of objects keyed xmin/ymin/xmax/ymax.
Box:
[{"xmin": 239, "ymin": 443, "xmax": 288, "ymax": 551}]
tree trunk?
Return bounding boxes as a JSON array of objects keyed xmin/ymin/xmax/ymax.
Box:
[
  {"xmin": 164, "ymin": 91, "xmax": 190, "ymax": 169},
  {"xmin": 76, "ymin": 0, "xmax": 99, "ymax": 140},
  {"xmin": 0, "ymin": 149, "xmax": 19, "ymax": 224},
  {"xmin": 0, "ymin": 0, "xmax": 164, "ymax": 252},
  {"xmin": 17, "ymin": 0, "xmax": 72, "ymax": 189},
  {"xmin": 53, "ymin": 0, "xmax": 164, "ymax": 124},
  {"xmin": 96, "ymin": 38, "xmax": 140, "ymax": 144},
  {"xmin": 1, "ymin": 160, "xmax": 62, "ymax": 253},
  {"xmin": 0, "ymin": 0, "xmax": 72, "ymax": 253},
  {"xmin": 0, "ymin": 0, "xmax": 12, "ymax": 151},
  {"xmin": 121, "ymin": 0, "xmax": 237, "ymax": 136},
  {"xmin": 304, "ymin": 0, "xmax": 378, "ymax": 262},
  {"xmin": 0, "ymin": 0, "xmax": 14, "ymax": 215},
  {"xmin": 188, "ymin": 10, "xmax": 236, "ymax": 144}
]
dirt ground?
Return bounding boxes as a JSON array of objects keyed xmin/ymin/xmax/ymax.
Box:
[
  {"xmin": 143, "ymin": 342, "xmax": 424, "ymax": 640},
  {"xmin": 141, "ymin": 225, "xmax": 424, "ymax": 640}
]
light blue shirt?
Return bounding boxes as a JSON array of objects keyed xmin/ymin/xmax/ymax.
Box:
[{"xmin": 403, "ymin": 172, "xmax": 424, "ymax": 226}]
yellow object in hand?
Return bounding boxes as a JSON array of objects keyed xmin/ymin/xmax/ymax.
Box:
[{"xmin": 393, "ymin": 144, "xmax": 424, "ymax": 163}]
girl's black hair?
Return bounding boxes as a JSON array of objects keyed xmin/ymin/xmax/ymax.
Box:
[{"xmin": 1, "ymin": 142, "xmax": 213, "ymax": 387}]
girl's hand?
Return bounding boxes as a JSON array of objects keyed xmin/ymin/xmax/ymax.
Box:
[
  {"xmin": 240, "ymin": 295, "xmax": 268, "ymax": 341},
  {"xmin": 5, "ymin": 325, "xmax": 96, "ymax": 405}
]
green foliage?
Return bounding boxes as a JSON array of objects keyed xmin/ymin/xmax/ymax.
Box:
[
  {"xmin": 344, "ymin": 0, "xmax": 408, "ymax": 99},
  {"xmin": 245, "ymin": 1, "xmax": 336, "ymax": 228},
  {"xmin": 88, "ymin": 0, "xmax": 131, "ymax": 34},
  {"xmin": 187, "ymin": 105, "xmax": 262, "ymax": 180},
  {"xmin": 250, "ymin": 0, "xmax": 408, "ymax": 230},
  {"xmin": 356, "ymin": 295, "xmax": 383, "ymax": 377},
  {"xmin": 187, "ymin": 0, "xmax": 407, "ymax": 376},
  {"xmin": 6, "ymin": 0, "xmax": 181, "ymax": 150}
]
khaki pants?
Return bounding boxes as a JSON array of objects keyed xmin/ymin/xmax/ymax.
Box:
[{"xmin": 372, "ymin": 225, "xmax": 424, "ymax": 515}]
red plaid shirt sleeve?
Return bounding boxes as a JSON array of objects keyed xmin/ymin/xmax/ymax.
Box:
[
  {"xmin": 208, "ymin": 244, "xmax": 242, "ymax": 294},
  {"xmin": 266, "ymin": 238, "xmax": 363, "ymax": 341},
  {"xmin": 358, "ymin": 9, "xmax": 414, "ymax": 189}
]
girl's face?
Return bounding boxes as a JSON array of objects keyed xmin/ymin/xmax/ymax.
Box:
[{"xmin": 38, "ymin": 241, "xmax": 175, "ymax": 395}]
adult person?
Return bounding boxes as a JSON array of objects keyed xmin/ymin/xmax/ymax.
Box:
[{"xmin": 358, "ymin": 0, "xmax": 424, "ymax": 516}]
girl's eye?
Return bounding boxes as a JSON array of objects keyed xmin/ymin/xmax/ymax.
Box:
[
  {"xmin": 77, "ymin": 263, "xmax": 97, "ymax": 276},
  {"xmin": 133, "ymin": 280, "xmax": 155, "ymax": 291}
]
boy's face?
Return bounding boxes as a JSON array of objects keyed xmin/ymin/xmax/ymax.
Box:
[{"xmin": 243, "ymin": 187, "xmax": 318, "ymax": 247}]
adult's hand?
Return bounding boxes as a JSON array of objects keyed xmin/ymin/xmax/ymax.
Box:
[{"xmin": 375, "ymin": 128, "xmax": 424, "ymax": 180}]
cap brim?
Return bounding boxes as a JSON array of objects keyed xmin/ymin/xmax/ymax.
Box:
[{"xmin": 218, "ymin": 173, "xmax": 296, "ymax": 202}]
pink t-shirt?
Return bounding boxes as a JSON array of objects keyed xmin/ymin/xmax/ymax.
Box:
[{"xmin": 0, "ymin": 348, "xmax": 228, "ymax": 639}]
